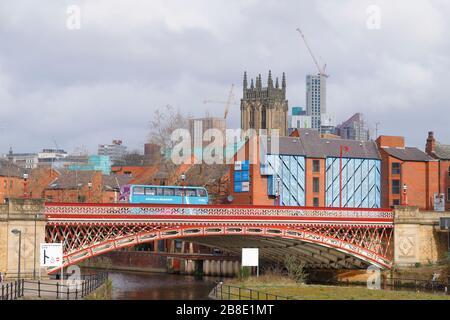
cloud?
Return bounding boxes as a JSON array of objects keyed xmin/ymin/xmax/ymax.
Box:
[{"xmin": 0, "ymin": 0, "xmax": 449, "ymax": 154}]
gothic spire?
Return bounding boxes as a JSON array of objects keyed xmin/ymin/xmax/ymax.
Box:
[
  {"xmin": 275, "ymin": 77, "xmax": 279, "ymax": 89},
  {"xmin": 282, "ymin": 72, "xmax": 286, "ymax": 89},
  {"xmin": 243, "ymin": 71, "xmax": 248, "ymax": 90},
  {"xmin": 268, "ymin": 70, "xmax": 273, "ymax": 88}
]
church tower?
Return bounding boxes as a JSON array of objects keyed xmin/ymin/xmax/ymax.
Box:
[{"xmin": 240, "ymin": 71, "xmax": 288, "ymax": 136}]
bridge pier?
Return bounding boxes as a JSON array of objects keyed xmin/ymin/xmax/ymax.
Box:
[
  {"xmin": 394, "ymin": 206, "xmax": 450, "ymax": 267},
  {"xmin": 0, "ymin": 199, "xmax": 46, "ymax": 279}
]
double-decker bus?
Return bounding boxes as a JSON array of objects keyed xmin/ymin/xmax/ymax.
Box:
[{"xmin": 119, "ymin": 184, "xmax": 209, "ymax": 205}]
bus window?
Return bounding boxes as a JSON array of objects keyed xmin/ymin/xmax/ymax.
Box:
[
  {"xmin": 197, "ymin": 189, "xmax": 207, "ymax": 197},
  {"xmin": 185, "ymin": 189, "xmax": 197, "ymax": 197},
  {"xmin": 174, "ymin": 188, "xmax": 183, "ymax": 196},
  {"xmin": 145, "ymin": 187, "xmax": 156, "ymax": 195},
  {"xmin": 156, "ymin": 188, "xmax": 164, "ymax": 196},
  {"xmin": 164, "ymin": 188, "xmax": 175, "ymax": 196},
  {"xmin": 133, "ymin": 186, "xmax": 145, "ymax": 195}
]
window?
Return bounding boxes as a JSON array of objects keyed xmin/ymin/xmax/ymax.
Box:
[
  {"xmin": 133, "ymin": 186, "xmax": 145, "ymax": 195},
  {"xmin": 392, "ymin": 180, "xmax": 401, "ymax": 194},
  {"xmin": 313, "ymin": 160, "xmax": 320, "ymax": 173},
  {"xmin": 175, "ymin": 188, "xmax": 183, "ymax": 196},
  {"xmin": 156, "ymin": 188, "xmax": 164, "ymax": 196},
  {"xmin": 145, "ymin": 187, "xmax": 156, "ymax": 196},
  {"xmin": 3, "ymin": 180, "xmax": 6, "ymax": 189},
  {"xmin": 392, "ymin": 163, "xmax": 401, "ymax": 175},
  {"xmin": 448, "ymin": 188, "xmax": 450, "ymax": 202},
  {"xmin": 313, "ymin": 177, "xmax": 320, "ymax": 193},
  {"xmin": 197, "ymin": 189, "xmax": 207, "ymax": 197},
  {"xmin": 448, "ymin": 166, "xmax": 450, "ymax": 178},
  {"xmin": 163, "ymin": 188, "xmax": 175, "ymax": 196},
  {"xmin": 313, "ymin": 197, "xmax": 319, "ymax": 207},
  {"xmin": 393, "ymin": 199, "xmax": 400, "ymax": 206},
  {"xmin": 185, "ymin": 189, "xmax": 197, "ymax": 197}
]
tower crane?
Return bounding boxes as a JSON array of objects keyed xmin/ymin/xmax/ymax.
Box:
[
  {"xmin": 296, "ymin": 27, "xmax": 329, "ymax": 77},
  {"xmin": 203, "ymin": 84, "xmax": 237, "ymax": 120}
]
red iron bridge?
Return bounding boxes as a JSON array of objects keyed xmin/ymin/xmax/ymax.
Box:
[{"xmin": 44, "ymin": 203, "xmax": 394, "ymax": 273}]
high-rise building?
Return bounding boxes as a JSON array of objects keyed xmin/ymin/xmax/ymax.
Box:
[
  {"xmin": 98, "ymin": 140, "xmax": 127, "ymax": 164},
  {"xmin": 240, "ymin": 71, "xmax": 288, "ymax": 136},
  {"xmin": 188, "ymin": 117, "xmax": 226, "ymax": 148},
  {"xmin": 337, "ymin": 113, "xmax": 370, "ymax": 141},
  {"xmin": 306, "ymin": 74, "xmax": 327, "ymax": 131}
]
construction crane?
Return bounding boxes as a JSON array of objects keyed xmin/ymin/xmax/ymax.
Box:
[
  {"xmin": 203, "ymin": 84, "xmax": 237, "ymax": 120},
  {"xmin": 296, "ymin": 27, "xmax": 328, "ymax": 77}
]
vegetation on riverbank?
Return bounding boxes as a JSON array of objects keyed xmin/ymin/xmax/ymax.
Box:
[{"xmin": 224, "ymin": 275, "xmax": 450, "ymax": 300}]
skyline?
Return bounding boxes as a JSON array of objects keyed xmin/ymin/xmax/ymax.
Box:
[{"xmin": 0, "ymin": 0, "xmax": 449, "ymax": 154}]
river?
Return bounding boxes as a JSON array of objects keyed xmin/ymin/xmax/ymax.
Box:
[{"xmin": 107, "ymin": 270, "xmax": 222, "ymax": 300}]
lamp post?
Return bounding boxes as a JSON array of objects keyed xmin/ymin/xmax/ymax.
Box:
[
  {"xmin": 402, "ymin": 184, "xmax": 408, "ymax": 206},
  {"xmin": 11, "ymin": 229, "xmax": 22, "ymax": 283},
  {"xmin": 88, "ymin": 182, "xmax": 92, "ymax": 203},
  {"xmin": 275, "ymin": 177, "xmax": 281, "ymax": 206},
  {"xmin": 339, "ymin": 145, "xmax": 349, "ymax": 208},
  {"xmin": 180, "ymin": 174, "xmax": 186, "ymax": 205},
  {"xmin": 23, "ymin": 173, "xmax": 29, "ymax": 199}
]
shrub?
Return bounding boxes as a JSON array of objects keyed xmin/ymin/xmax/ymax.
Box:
[{"xmin": 284, "ymin": 255, "xmax": 308, "ymax": 284}]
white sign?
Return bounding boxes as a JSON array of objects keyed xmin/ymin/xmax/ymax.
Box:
[
  {"xmin": 242, "ymin": 248, "xmax": 259, "ymax": 267},
  {"xmin": 234, "ymin": 161, "xmax": 242, "ymax": 171},
  {"xmin": 241, "ymin": 181, "xmax": 250, "ymax": 192},
  {"xmin": 434, "ymin": 193, "xmax": 445, "ymax": 212},
  {"xmin": 40, "ymin": 243, "xmax": 63, "ymax": 267}
]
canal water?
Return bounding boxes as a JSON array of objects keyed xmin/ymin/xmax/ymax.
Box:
[{"xmin": 107, "ymin": 270, "xmax": 222, "ymax": 300}]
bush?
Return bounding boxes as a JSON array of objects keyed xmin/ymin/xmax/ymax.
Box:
[
  {"xmin": 239, "ymin": 266, "xmax": 251, "ymax": 279},
  {"xmin": 415, "ymin": 262, "xmax": 421, "ymax": 268},
  {"xmin": 284, "ymin": 255, "xmax": 308, "ymax": 284}
]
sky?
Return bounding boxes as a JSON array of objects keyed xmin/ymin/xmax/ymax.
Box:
[{"xmin": 0, "ymin": 0, "xmax": 449, "ymax": 154}]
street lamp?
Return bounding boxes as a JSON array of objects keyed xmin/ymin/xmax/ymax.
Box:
[
  {"xmin": 88, "ymin": 182, "xmax": 92, "ymax": 202},
  {"xmin": 11, "ymin": 229, "xmax": 22, "ymax": 284},
  {"xmin": 180, "ymin": 174, "xmax": 186, "ymax": 205},
  {"xmin": 402, "ymin": 184, "xmax": 408, "ymax": 206},
  {"xmin": 275, "ymin": 177, "xmax": 281, "ymax": 206},
  {"xmin": 23, "ymin": 173, "xmax": 29, "ymax": 199}
]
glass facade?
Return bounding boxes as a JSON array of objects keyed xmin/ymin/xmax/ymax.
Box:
[
  {"xmin": 265, "ymin": 154, "xmax": 306, "ymax": 206},
  {"xmin": 325, "ymin": 157, "xmax": 381, "ymax": 208}
]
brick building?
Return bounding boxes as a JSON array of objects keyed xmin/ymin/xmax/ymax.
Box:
[
  {"xmin": 0, "ymin": 159, "xmax": 26, "ymax": 202},
  {"xmin": 44, "ymin": 170, "xmax": 131, "ymax": 203},
  {"xmin": 229, "ymin": 130, "xmax": 381, "ymax": 208},
  {"xmin": 425, "ymin": 131, "xmax": 450, "ymax": 210},
  {"xmin": 376, "ymin": 135, "xmax": 438, "ymax": 210}
]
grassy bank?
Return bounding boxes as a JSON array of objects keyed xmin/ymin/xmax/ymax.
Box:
[{"xmin": 224, "ymin": 275, "xmax": 450, "ymax": 300}]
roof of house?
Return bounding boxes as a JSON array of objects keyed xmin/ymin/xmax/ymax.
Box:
[
  {"xmin": 47, "ymin": 170, "xmax": 98, "ymax": 189},
  {"xmin": 0, "ymin": 159, "xmax": 26, "ymax": 177},
  {"xmin": 266, "ymin": 129, "xmax": 380, "ymax": 159},
  {"xmin": 434, "ymin": 143, "xmax": 450, "ymax": 160},
  {"xmin": 382, "ymin": 147, "xmax": 435, "ymax": 162}
]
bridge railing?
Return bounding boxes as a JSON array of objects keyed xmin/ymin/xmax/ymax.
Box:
[
  {"xmin": 210, "ymin": 282, "xmax": 293, "ymax": 300},
  {"xmin": 44, "ymin": 202, "xmax": 394, "ymax": 220}
]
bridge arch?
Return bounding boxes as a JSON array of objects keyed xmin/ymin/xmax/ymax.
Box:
[{"xmin": 45, "ymin": 222, "xmax": 393, "ymax": 274}]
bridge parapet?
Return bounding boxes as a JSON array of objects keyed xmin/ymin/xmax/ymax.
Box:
[{"xmin": 44, "ymin": 203, "xmax": 393, "ymax": 220}]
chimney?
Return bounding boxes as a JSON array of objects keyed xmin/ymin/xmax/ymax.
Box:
[{"xmin": 425, "ymin": 131, "xmax": 436, "ymax": 156}]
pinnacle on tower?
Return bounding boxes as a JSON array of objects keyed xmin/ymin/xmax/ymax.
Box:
[
  {"xmin": 268, "ymin": 70, "xmax": 273, "ymax": 88},
  {"xmin": 250, "ymin": 78, "xmax": 254, "ymax": 89},
  {"xmin": 275, "ymin": 77, "xmax": 279, "ymax": 88},
  {"xmin": 282, "ymin": 72, "xmax": 286, "ymax": 89},
  {"xmin": 243, "ymin": 71, "xmax": 248, "ymax": 90}
]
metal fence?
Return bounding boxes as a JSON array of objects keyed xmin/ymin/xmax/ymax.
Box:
[
  {"xmin": 0, "ymin": 280, "xmax": 24, "ymax": 300},
  {"xmin": 1, "ymin": 272, "xmax": 108, "ymax": 300},
  {"xmin": 211, "ymin": 282, "xmax": 293, "ymax": 300}
]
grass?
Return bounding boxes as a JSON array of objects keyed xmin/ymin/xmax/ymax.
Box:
[{"xmin": 223, "ymin": 276, "xmax": 450, "ymax": 300}]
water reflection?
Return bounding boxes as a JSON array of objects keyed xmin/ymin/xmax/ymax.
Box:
[{"xmin": 107, "ymin": 271, "xmax": 222, "ymax": 300}]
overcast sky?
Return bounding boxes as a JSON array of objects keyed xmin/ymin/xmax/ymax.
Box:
[{"xmin": 0, "ymin": 0, "xmax": 449, "ymax": 154}]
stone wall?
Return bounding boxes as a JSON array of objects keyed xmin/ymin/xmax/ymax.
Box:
[
  {"xmin": 394, "ymin": 206, "xmax": 450, "ymax": 266},
  {"xmin": 0, "ymin": 199, "xmax": 46, "ymax": 278}
]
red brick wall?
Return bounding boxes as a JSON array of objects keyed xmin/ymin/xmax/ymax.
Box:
[
  {"xmin": 305, "ymin": 158, "xmax": 325, "ymax": 207},
  {"xmin": 379, "ymin": 148, "xmax": 439, "ymax": 210},
  {"xmin": 0, "ymin": 177, "xmax": 24, "ymax": 202}
]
